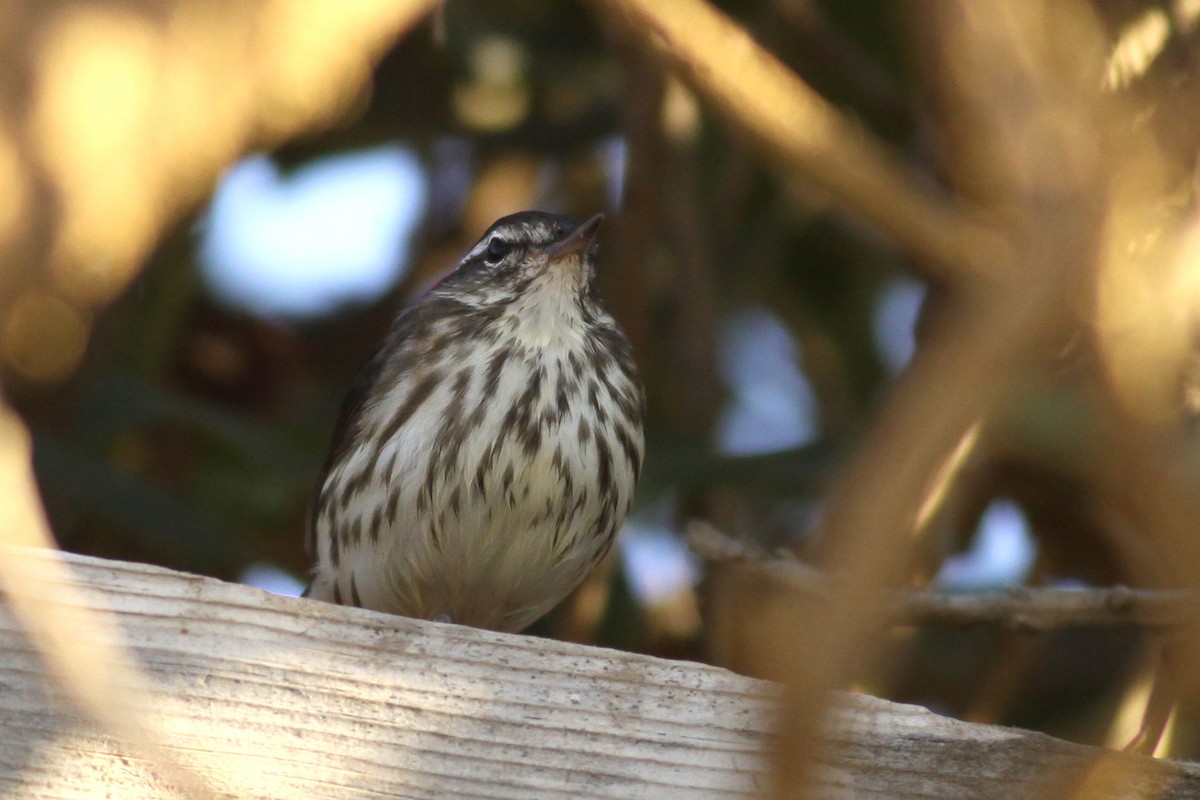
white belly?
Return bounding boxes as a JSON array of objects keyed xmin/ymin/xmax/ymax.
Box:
[{"xmin": 311, "ymin": 330, "xmax": 642, "ymax": 632}]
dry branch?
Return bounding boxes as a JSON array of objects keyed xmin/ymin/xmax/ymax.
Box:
[
  {"xmin": 0, "ymin": 547, "xmax": 1198, "ymax": 799},
  {"xmin": 590, "ymin": 0, "xmax": 995, "ymax": 283},
  {"xmin": 689, "ymin": 523, "xmax": 1197, "ymax": 632}
]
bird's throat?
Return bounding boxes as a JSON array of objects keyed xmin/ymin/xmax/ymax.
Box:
[{"xmin": 508, "ymin": 268, "xmax": 586, "ymax": 349}]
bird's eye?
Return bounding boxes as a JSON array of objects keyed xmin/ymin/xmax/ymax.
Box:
[{"xmin": 484, "ymin": 237, "xmax": 511, "ymax": 264}]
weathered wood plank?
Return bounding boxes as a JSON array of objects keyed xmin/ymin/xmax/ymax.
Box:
[{"xmin": 0, "ymin": 547, "xmax": 1196, "ymax": 799}]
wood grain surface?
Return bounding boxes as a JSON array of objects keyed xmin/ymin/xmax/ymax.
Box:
[{"xmin": 0, "ymin": 547, "xmax": 1196, "ymax": 799}]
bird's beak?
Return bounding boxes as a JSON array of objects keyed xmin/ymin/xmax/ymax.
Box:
[{"xmin": 542, "ymin": 213, "xmax": 604, "ymax": 260}]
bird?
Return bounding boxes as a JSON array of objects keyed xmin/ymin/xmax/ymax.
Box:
[{"xmin": 305, "ymin": 210, "xmax": 644, "ymax": 633}]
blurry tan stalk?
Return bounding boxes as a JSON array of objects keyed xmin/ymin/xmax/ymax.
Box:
[
  {"xmin": 1108, "ymin": 645, "xmax": 1176, "ymax": 756},
  {"xmin": 0, "ymin": 0, "xmax": 439, "ymax": 346},
  {"xmin": 591, "ymin": 0, "xmax": 1001, "ymax": 285},
  {"xmin": 0, "ymin": 405, "xmax": 215, "ymax": 797},
  {"xmin": 0, "ymin": 0, "xmax": 440, "ymax": 791},
  {"xmin": 598, "ymin": 0, "xmax": 1200, "ymax": 794}
]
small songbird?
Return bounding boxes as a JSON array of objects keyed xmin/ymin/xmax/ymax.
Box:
[{"xmin": 305, "ymin": 211, "xmax": 644, "ymax": 632}]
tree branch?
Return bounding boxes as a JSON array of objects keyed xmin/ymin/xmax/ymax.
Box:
[
  {"xmin": 588, "ymin": 0, "xmax": 998, "ymax": 284},
  {"xmin": 688, "ymin": 522, "xmax": 1197, "ymax": 632}
]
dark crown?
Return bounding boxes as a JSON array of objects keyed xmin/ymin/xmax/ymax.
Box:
[{"xmin": 481, "ymin": 211, "xmax": 580, "ymax": 249}]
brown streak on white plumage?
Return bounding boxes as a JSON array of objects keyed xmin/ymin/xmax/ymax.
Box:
[{"xmin": 305, "ymin": 211, "xmax": 644, "ymax": 633}]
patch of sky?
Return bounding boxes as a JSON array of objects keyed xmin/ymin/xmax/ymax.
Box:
[
  {"xmin": 873, "ymin": 276, "xmax": 924, "ymax": 373},
  {"xmin": 619, "ymin": 496, "xmax": 698, "ymax": 605},
  {"xmin": 240, "ymin": 562, "xmax": 305, "ymax": 597},
  {"xmin": 935, "ymin": 499, "xmax": 1038, "ymax": 591},
  {"xmin": 716, "ymin": 307, "xmax": 817, "ymax": 455},
  {"xmin": 200, "ymin": 146, "xmax": 426, "ymax": 318}
]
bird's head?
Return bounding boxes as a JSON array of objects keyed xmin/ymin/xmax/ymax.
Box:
[{"xmin": 436, "ymin": 211, "xmax": 605, "ymax": 307}]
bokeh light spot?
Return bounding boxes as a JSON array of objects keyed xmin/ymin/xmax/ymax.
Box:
[{"xmin": 2, "ymin": 291, "xmax": 89, "ymax": 383}]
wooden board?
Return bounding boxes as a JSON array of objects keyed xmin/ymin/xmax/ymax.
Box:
[{"xmin": 0, "ymin": 547, "xmax": 1196, "ymax": 799}]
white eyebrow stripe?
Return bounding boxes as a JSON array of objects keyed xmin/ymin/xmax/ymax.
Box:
[
  {"xmin": 458, "ymin": 217, "xmax": 569, "ymax": 266},
  {"xmin": 462, "ymin": 225, "xmax": 529, "ymax": 263},
  {"xmin": 463, "ymin": 239, "xmax": 491, "ymax": 261}
]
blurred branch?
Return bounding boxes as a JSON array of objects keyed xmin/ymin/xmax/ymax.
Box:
[
  {"xmin": 767, "ymin": 0, "xmax": 916, "ymax": 133},
  {"xmin": 1111, "ymin": 644, "xmax": 1177, "ymax": 756},
  {"xmin": 605, "ymin": 41, "xmax": 664, "ymax": 360},
  {"xmin": 689, "ymin": 523, "xmax": 1197, "ymax": 631},
  {"xmin": 590, "ymin": 0, "xmax": 997, "ymax": 283},
  {"xmin": 0, "ymin": 0, "xmax": 442, "ymax": 370},
  {"xmin": 764, "ymin": 294, "xmax": 1042, "ymax": 795},
  {"xmin": 0, "ymin": 405, "xmax": 215, "ymax": 797},
  {"xmin": 660, "ymin": 128, "xmax": 722, "ymax": 441}
]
